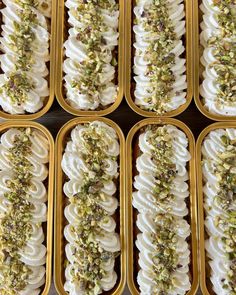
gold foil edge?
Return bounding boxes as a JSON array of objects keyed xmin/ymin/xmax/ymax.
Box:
[
  {"xmin": 126, "ymin": 118, "xmax": 199, "ymax": 294},
  {"xmin": 193, "ymin": 0, "xmax": 236, "ymax": 121},
  {"xmin": 0, "ymin": 1, "xmax": 56, "ymax": 120},
  {"xmin": 0, "ymin": 120, "xmax": 54, "ymax": 294},
  {"xmin": 55, "ymin": 0, "xmax": 124, "ymax": 116},
  {"xmin": 124, "ymin": 0, "xmax": 193, "ymax": 118},
  {"xmin": 196, "ymin": 122, "xmax": 236, "ymax": 295},
  {"xmin": 54, "ymin": 117, "xmax": 126, "ymax": 295}
]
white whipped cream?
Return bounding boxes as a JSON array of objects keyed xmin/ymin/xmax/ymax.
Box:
[
  {"xmin": 63, "ymin": 0, "xmax": 119, "ymax": 110},
  {"xmin": 0, "ymin": 0, "xmax": 51, "ymax": 114},
  {"xmin": 133, "ymin": 125, "xmax": 191, "ymax": 294},
  {"xmin": 200, "ymin": 0, "xmax": 236, "ymax": 116},
  {"xmin": 0, "ymin": 128, "xmax": 49, "ymax": 294},
  {"xmin": 61, "ymin": 121, "xmax": 120, "ymax": 294},
  {"xmin": 133, "ymin": 0, "xmax": 187, "ymax": 114},
  {"xmin": 202, "ymin": 128, "xmax": 236, "ymax": 295}
]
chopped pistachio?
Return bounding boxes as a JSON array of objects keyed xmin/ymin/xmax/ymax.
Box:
[
  {"xmin": 151, "ymin": 213, "xmax": 179, "ymax": 293},
  {"xmin": 146, "ymin": 126, "xmax": 176, "ymax": 206},
  {"xmin": 208, "ymin": 1, "xmax": 236, "ymax": 108},
  {"xmin": 69, "ymin": 1, "xmax": 118, "ymax": 104},
  {"xmin": 1, "ymin": 2, "xmax": 38, "ymax": 107},
  {"xmin": 65, "ymin": 123, "xmax": 120, "ymax": 293},
  {"xmin": 135, "ymin": 1, "xmax": 179, "ymax": 114},
  {"xmin": 206, "ymin": 134, "xmax": 236, "ymax": 292},
  {"xmin": 0, "ymin": 128, "xmax": 34, "ymax": 292}
]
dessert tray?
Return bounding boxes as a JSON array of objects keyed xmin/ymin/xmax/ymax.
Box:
[{"xmin": 0, "ymin": 0, "xmax": 235, "ymax": 294}]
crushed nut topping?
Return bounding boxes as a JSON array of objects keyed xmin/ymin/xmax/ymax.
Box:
[
  {"xmin": 0, "ymin": 1, "xmax": 39, "ymax": 105},
  {"xmin": 0, "ymin": 128, "xmax": 33, "ymax": 293},
  {"xmin": 64, "ymin": 123, "xmax": 120, "ymax": 293},
  {"xmin": 68, "ymin": 0, "xmax": 118, "ymax": 104},
  {"xmin": 135, "ymin": 1, "xmax": 181, "ymax": 114},
  {"xmin": 68, "ymin": 193, "xmax": 119, "ymax": 292},
  {"xmin": 151, "ymin": 213, "xmax": 179, "ymax": 294},
  {"xmin": 208, "ymin": 1, "xmax": 236, "ymax": 109},
  {"xmin": 205, "ymin": 134, "xmax": 236, "ymax": 292},
  {"xmin": 146, "ymin": 126, "xmax": 177, "ymax": 206},
  {"xmin": 141, "ymin": 126, "xmax": 183, "ymax": 293}
]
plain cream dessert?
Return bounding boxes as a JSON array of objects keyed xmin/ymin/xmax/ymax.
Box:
[
  {"xmin": 0, "ymin": 127, "xmax": 49, "ymax": 294},
  {"xmin": 61, "ymin": 121, "xmax": 120, "ymax": 294},
  {"xmin": 200, "ymin": 0, "xmax": 236, "ymax": 116},
  {"xmin": 63, "ymin": 0, "xmax": 119, "ymax": 111},
  {"xmin": 202, "ymin": 128, "xmax": 236, "ymax": 294},
  {"xmin": 133, "ymin": 0, "xmax": 187, "ymax": 114},
  {"xmin": 0, "ymin": 0, "xmax": 51, "ymax": 114},
  {"xmin": 133, "ymin": 125, "xmax": 191, "ymax": 295}
]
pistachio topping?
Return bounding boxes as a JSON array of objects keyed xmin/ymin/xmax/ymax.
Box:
[
  {"xmin": 68, "ymin": 193, "xmax": 119, "ymax": 293},
  {"xmin": 0, "ymin": 2, "xmax": 38, "ymax": 106},
  {"xmin": 134, "ymin": 0, "xmax": 186, "ymax": 114},
  {"xmin": 151, "ymin": 213, "xmax": 179, "ymax": 293},
  {"xmin": 0, "ymin": 73, "xmax": 34, "ymax": 105},
  {"xmin": 208, "ymin": 38, "xmax": 236, "ymax": 107},
  {"xmin": 203, "ymin": 131, "xmax": 236, "ymax": 293},
  {"xmin": 0, "ymin": 128, "xmax": 33, "ymax": 293},
  {"xmin": 134, "ymin": 125, "xmax": 191, "ymax": 294},
  {"xmin": 146, "ymin": 126, "xmax": 177, "ymax": 206},
  {"xmin": 62, "ymin": 122, "xmax": 120, "ymax": 294},
  {"xmin": 64, "ymin": 0, "xmax": 119, "ymax": 109},
  {"xmin": 202, "ymin": 0, "xmax": 236, "ymax": 111},
  {"xmin": 0, "ymin": 0, "xmax": 50, "ymax": 113},
  {"xmin": 70, "ymin": 1, "xmax": 118, "ymax": 100},
  {"xmin": 213, "ymin": 135, "xmax": 236, "ymax": 291}
]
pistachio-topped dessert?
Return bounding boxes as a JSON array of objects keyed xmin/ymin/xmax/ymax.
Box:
[
  {"xmin": 0, "ymin": 0, "xmax": 51, "ymax": 114},
  {"xmin": 61, "ymin": 121, "xmax": 120, "ymax": 294},
  {"xmin": 200, "ymin": 0, "xmax": 236, "ymax": 116},
  {"xmin": 63, "ymin": 0, "xmax": 119, "ymax": 111},
  {"xmin": 133, "ymin": 125, "xmax": 191, "ymax": 294},
  {"xmin": 133, "ymin": 0, "xmax": 187, "ymax": 114},
  {"xmin": 0, "ymin": 127, "xmax": 49, "ymax": 294},
  {"xmin": 202, "ymin": 128, "xmax": 236, "ymax": 295}
]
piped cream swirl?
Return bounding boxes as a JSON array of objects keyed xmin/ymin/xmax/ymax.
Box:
[
  {"xmin": 62, "ymin": 121, "xmax": 120, "ymax": 294},
  {"xmin": 200, "ymin": 0, "xmax": 236, "ymax": 116},
  {"xmin": 202, "ymin": 128, "xmax": 236, "ymax": 294},
  {"xmin": 63, "ymin": 0, "xmax": 119, "ymax": 110},
  {"xmin": 0, "ymin": 127, "xmax": 49, "ymax": 294},
  {"xmin": 0, "ymin": 0, "xmax": 51, "ymax": 114},
  {"xmin": 133, "ymin": 0, "xmax": 187, "ymax": 114},
  {"xmin": 133, "ymin": 125, "xmax": 191, "ymax": 294}
]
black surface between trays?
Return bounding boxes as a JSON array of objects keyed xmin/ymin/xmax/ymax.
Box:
[
  {"xmin": 35, "ymin": 99, "xmax": 206, "ymax": 295},
  {"xmin": 38, "ymin": 99, "xmax": 212, "ymax": 139}
]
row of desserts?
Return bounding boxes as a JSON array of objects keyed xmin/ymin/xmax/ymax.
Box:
[
  {"xmin": 0, "ymin": 118, "xmax": 235, "ymax": 295},
  {"xmin": 1, "ymin": 0, "xmax": 235, "ymax": 119},
  {"xmin": 0, "ymin": 125, "xmax": 51, "ymax": 295}
]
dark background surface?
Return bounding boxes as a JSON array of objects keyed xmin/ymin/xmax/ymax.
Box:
[
  {"xmin": 38, "ymin": 98, "xmax": 208, "ymax": 294},
  {"xmin": 37, "ymin": 99, "xmax": 212, "ymax": 139}
]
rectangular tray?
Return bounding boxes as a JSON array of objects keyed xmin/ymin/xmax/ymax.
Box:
[
  {"xmin": 126, "ymin": 117, "xmax": 199, "ymax": 294},
  {"xmin": 196, "ymin": 122, "xmax": 236, "ymax": 295},
  {"xmin": 55, "ymin": 0, "xmax": 124, "ymax": 116},
  {"xmin": 0, "ymin": 120, "xmax": 54, "ymax": 294},
  {"xmin": 0, "ymin": 1, "xmax": 56, "ymax": 120},
  {"xmin": 125, "ymin": 0, "xmax": 193, "ymax": 117},
  {"xmin": 193, "ymin": 0, "xmax": 236, "ymax": 121},
  {"xmin": 54, "ymin": 117, "xmax": 126, "ymax": 295}
]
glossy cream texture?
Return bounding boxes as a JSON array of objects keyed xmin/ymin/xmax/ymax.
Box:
[
  {"xmin": 63, "ymin": 0, "xmax": 119, "ymax": 110},
  {"xmin": 200, "ymin": 0, "xmax": 236, "ymax": 116},
  {"xmin": 133, "ymin": 0, "xmax": 187, "ymax": 113},
  {"xmin": 61, "ymin": 121, "xmax": 120, "ymax": 294},
  {"xmin": 202, "ymin": 128, "xmax": 236, "ymax": 295},
  {"xmin": 0, "ymin": 128, "xmax": 49, "ymax": 295},
  {"xmin": 133, "ymin": 125, "xmax": 191, "ymax": 295},
  {"xmin": 0, "ymin": 0, "xmax": 51, "ymax": 114}
]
